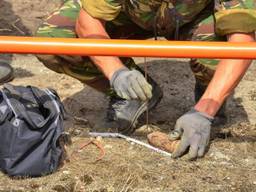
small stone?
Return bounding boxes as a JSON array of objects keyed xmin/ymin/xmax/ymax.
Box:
[
  {"xmin": 74, "ymin": 129, "xmax": 82, "ymax": 135},
  {"xmin": 128, "ymin": 146, "xmax": 134, "ymax": 150},
  {"xmin": 105, "ymin": 144, "xmax": 112, "ymax": 149},
  {"xmin": 243, "ymin": 157, "xmax": 256, "ymax": 166},
  {"xmin": 63, "ymin": 170, "xmax": 70, "ymax": 174},
  {"xmin": 96, "ymin": 136, "xmax": 103, "ymax": 142},
  {"xmin": 137, "ymin": 124, "xmax": 160, "ymax": 133},
  {"xmin": 107, "ymin": 186, "xmax": 115, "ymax": 191},
  {"xmin": 80, "ymin": 185, "xmax": 85, "ymax": 189},
  {"xmin": 30, "ymin": 182, "xmax": 40, "ymax": 189},
  {"xmin": 216, "ymin": 185, "xmax": 222, "ymax": 189},
  {"xmin": 210, "ymin": 151, "xmax": 230, "ymax": 161},
  {"xmin": 253, "ymin": 181, "xmax": 256, "ymax": 185}
]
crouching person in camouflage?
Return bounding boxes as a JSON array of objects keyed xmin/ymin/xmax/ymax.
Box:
[{"xmin": 36, "ymin": 0, "xmax": 256, "ymax": 159}]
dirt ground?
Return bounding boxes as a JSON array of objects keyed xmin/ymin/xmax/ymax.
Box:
[{"xmin": 0, "ymin": 0, "xmax": 255, "ymax": 191}]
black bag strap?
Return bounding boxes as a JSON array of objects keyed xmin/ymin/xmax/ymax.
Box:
[
  {"xmin": 45, "ymin": 88, "xmax": 67, "ymax": 120},
  {"xmin": 2, "ymin": 84, "xmax": 60, "ymax": 129},
  {"xmin": 0, "ymin": 90, "xmax": 11, "ymax": 123}
]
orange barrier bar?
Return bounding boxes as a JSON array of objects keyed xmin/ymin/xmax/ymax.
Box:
[{"xmin": 0, "ymin": 36, "xmax": 256, "ymax": 59}]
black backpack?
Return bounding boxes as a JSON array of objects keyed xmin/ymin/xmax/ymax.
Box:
[{"xmin": 0, "ymin": 84, "xmax": 67, "ymax": 177}]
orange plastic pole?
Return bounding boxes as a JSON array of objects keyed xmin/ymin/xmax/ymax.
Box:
[{"xmin": 1, "ymin": 36, "xmax": 256, "ymax": 59}]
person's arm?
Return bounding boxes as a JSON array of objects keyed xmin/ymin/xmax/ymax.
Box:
[
  {"xmin": 75, "ymin": 9, "xmax": 124, "ymax": 80},
  {"xmin": 75, "ymin": 9, "xmax": 152, "ymax": 100},
  {"xmin": 194, "ymin": 32, "xmax": 255, "ymax": 116},
  {"xmin": 169, "ymin": 32, "xmax": 255, "ymax": 160}
]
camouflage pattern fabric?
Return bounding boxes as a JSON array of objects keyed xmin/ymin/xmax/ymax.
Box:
[
  {"xmin": 82, "ymin": 0, "xmax": 256, "ymax": 37},
  {"xmin": 189, "ymin": 13, "xmax": 223, "ymax": 86},
  {"xmin": 36, "ymin": 0, "xmax": 256, "ymax": 90},
  {"xmin": 215, "ymin": 0, "xmax": 256, "ymax": 35},
  {"xmin": 36, "ymin": 0, "xmax": 104, "ymax": 88},
  {"xmin": 37, "ymin": 0, "xmax": 81, "ymax": 38},
  {"xmin": 82, "ymin": 0, "xmax": 212, "ymax": 38},
  {"xmin": 188, "ymin": 0, "xmax": 256, "ymax": 85},
  {"xmin": 35, "ymin": 0, "xmax": 149, "ymax": 88}
]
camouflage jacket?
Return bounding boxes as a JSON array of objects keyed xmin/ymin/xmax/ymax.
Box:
[{"xmin": 82, "ymin": 0, "xmax": 256, "ymax": 36}]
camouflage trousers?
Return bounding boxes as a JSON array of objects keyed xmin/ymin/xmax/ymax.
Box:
[{"xmin": 35, "ymin": 0, "xmax": 224, "ymax": 91}]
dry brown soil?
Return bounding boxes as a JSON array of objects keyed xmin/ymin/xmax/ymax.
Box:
[{"xmin": 0, "ymin": 1, "xmax": 255, "ymax": 191}]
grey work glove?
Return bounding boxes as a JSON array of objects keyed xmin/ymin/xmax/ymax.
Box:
[
  {"xmin": 110, "ymin": 68, "xmax": 152, "ymax": 101},
  {"xmin": 169, "ymin": 108, "xmax": 214, "ymax": 160}
]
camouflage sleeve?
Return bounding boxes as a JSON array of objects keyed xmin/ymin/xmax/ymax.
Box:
[
  {"xmin": 215, "ymin": 0, "xmax": 256, "ymax": 36},
  {"xmin": 81, "ymin": 0, "xmax": 122, "ymax": 21}
]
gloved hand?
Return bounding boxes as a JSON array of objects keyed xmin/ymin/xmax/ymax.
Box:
[
  {"xmin": 110, "ymin": 68, "xmax": 152, "ymax": 101},
  {"xmin": 169, "ymin": 108, "xmax": 214, "ymax": 160}
]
